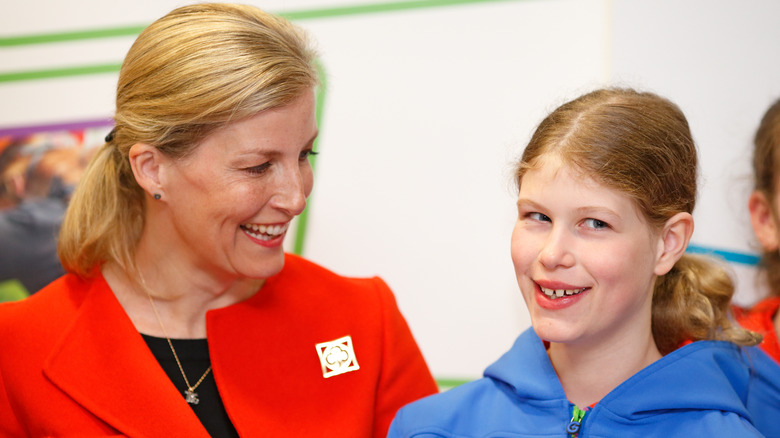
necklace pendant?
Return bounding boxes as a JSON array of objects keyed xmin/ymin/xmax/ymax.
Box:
[{"xmin": 184, "ymin": 389, "xmax": 200, "ymax": 405}]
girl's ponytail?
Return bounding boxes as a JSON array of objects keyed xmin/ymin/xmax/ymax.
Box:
[{"xmin": 652, "ymin": 254, "xmax": 761, "ymax": 355}]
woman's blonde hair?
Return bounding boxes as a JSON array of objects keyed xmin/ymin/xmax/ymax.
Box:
[
  {"xmin": 58, "ymin": 3, "xmax": 319, "ymax": 277},
  {"xmin": 515, "ymin": 88, "xmax": 760, "ymax": 354},
  {"xmin": 751, "ymin": 97, "xmax": 780, "ymax": 296}
]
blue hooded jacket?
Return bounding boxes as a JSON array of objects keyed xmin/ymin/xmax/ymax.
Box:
[
  {"xmin": 389, "ymin": 329, "xmax": 763, "ymax": 437},
  {"xmin": 744, "ymin": 346, "xmax": 780, "ymax": 437}
]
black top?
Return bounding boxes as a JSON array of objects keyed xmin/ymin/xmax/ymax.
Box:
[{"xmin": 141, "ymin": 334, "xmax": 240, "ymax": 438}]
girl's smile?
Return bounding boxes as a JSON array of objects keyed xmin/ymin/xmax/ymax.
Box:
[{"xmin": 534, "ymin": 281, "xmax": 590, "ymax": 310}]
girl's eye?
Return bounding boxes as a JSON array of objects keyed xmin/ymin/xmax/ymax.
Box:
[
  {"xmin": 245, "ymin": 162, "xmax": 271, "ymax": 175},
  {"xmin": 583, "ymin": 218, "xmax": 609, "ymax": 229},
  {"xmin": 300, "ymin": 149, "xmax": 318, "ymax": 161},
  {"xmin": 527, "ymin": 212, "xmax": 551, "ymax": 222}
]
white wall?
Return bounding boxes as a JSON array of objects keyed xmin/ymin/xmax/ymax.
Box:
[{"xmin": 1, "ymin": 0, "xmax": 777, "ymax": 381}]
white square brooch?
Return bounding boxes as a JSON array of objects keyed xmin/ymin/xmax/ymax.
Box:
[{"xmin": 315, "ymin": 335, "xmax": 360, "ymax": 378}]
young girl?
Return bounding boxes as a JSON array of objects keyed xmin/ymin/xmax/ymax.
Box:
[
  {"xmin": 737, "ymin": 96, "xmax": 780, "ymax": 437},
  {"xmin": 389, "ymin": 88, "xmax": 763, "ymax": 437}
]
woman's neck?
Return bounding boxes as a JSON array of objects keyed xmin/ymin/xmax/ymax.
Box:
[
  {"xmin": 547, "ymin": 329, "xmax": 662, "ymax": 408},
  {"xmin": 103, "ymin": 248, "xmax": 264, "ymax": 339}
]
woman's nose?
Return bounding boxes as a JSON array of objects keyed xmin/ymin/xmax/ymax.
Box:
[{"xmin": 270, "ymin": 166, "xmax": 308, "ymax": 216}]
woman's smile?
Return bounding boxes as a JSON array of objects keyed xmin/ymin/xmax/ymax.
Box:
[{"xmin": 240, "ymin": 222, "xmax": 290, "ymax": 241}]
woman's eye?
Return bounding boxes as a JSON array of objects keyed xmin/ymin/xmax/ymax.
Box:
[
  {"xmin": 584, "ymin": 218, "xmax": 609, "ymax": 229},
  {"xmin": 527, "ymin": 212, "xmax": 551, "ymax": 222},
  {"xmin": 245, "ymin": 162, "xmax": 271, "ymax": 175},
  {"xmin": 300, "ymin": 149, "xmax": 318, "ymax": 161}
]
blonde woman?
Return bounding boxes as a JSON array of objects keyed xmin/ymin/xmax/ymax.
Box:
[{"xmin": 0, "ymin": 4, "xmax": 436, "ymax": 437}]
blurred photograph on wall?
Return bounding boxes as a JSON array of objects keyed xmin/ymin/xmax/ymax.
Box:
[{"xmin": 0, "ymin": 124, "xmax": 109, "ymax": 301}]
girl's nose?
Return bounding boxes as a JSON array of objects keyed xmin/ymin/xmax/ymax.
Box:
[{"xmin": 539, "ymin": 227, "xmax": 575, "ymax": 269}]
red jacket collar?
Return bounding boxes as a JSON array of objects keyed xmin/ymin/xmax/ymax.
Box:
[{"xmin": 43, "ymin": 273, "xmax": 210, "ymax": 437}]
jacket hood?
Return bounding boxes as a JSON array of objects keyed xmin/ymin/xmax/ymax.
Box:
[{"xmin": 484, "ymin": 329, "xmax": 753, "ymax": 421}]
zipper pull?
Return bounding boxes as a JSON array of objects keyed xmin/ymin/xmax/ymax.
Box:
[{"xmin": 567, "ymin": 405, "xmax": 586, "ymax": 437}]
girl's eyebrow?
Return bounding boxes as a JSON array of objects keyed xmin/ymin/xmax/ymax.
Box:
[
  {"xmin": 516, "ymin": 198, "xmax": 543, "ymax": 208},
  {"xmin": 516, "ymin": 200, "xmax": 621, "ymax": 221},
  {"xmin": 573, "ymin": 206, "xmax": 619, "ymax": 218}
]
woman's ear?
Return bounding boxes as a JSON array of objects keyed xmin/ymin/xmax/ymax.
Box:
[
  {"xmin": 654, "ymin": 212, "xmax": 694, "ymax": 276},
  {"xmin": 748, "ymin": 190, "xmax": 779, "ymax": 251},
  {"xmin": 128, "ymin": 143, "xmax": 163, "ymax": 197}
]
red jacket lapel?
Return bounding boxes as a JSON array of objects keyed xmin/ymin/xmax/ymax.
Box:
[{"xmin": 43, "ymin": 274, "xmax": 210, "ymax": 438}]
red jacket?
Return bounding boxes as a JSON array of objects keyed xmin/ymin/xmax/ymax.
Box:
[
  {"xmin": 0, "ymin": 254, "xmax": 438, "ymax": 437},
  {"xmin": 734, "ymin": 296, "xmax": 780, "ymax": 364}
]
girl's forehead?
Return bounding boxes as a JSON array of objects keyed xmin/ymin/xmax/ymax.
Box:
[
  {"xmin": 522, "ymin": 154, "xmax": 647, "ymax": 213},
  {"xmin": 526, "ymin": 153, "xmax": 593, "ymax": 185}
]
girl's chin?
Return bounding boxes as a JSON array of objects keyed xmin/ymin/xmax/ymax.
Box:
[{"xmin": 530, "ymin": 320, "xmax": 582, "ymax": 345}]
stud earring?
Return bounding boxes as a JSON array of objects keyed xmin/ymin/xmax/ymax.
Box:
[{"xmin": 153, "ymin": 193, "xmax": 161, "ymax": 200}]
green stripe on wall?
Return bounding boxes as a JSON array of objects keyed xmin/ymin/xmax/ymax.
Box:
[
  {"xmin": 280, "ymin": 0, "xmax": 518, "ymax": 20},
  {"xmin": 0, "ymin": 63, "xmax": 123, "ymax": 83},
  {"xmin": 0, "ymin": 0, "xmax": 519, "ymax": 47},
  {"xmin": 0, "ymin": 25, "xmax": 146, "ymax": 47},
  {"xmin": 292, "ymin": 60, "xmax": 329, "ymax": 255},
  {"xmin": 435, "ymin": 378, "xmax": 472, "ymax": 390}
]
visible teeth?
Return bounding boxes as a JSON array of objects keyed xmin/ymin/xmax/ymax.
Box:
[
  {"xmin": 540, "ymin": 286, "xmax": 586, "ymax": 299},
  {"xmin": 242, "ymin": 223, "xmax": 289, "ymax": 240}
]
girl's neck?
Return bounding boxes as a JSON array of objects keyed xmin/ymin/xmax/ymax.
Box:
[{"xmin": 547, "ymin": 330, "xmax": 662, "ymax": 408}]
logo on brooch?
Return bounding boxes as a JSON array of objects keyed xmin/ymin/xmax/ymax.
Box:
[{"xmin": 315, "ymin": 335, "xmax": 360, "ymax": 378}]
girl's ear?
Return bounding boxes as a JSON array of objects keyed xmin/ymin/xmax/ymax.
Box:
[
  {"xmin": 128, "ymin": 143, "xmax": 164, "ymax": 197},
  {"xmin": 654, "ymin": 212, "xmax": 694, "ymax": 276},
  {"xmin": 748, "ymin": 190, "xmax": 779, "ymax": 251}
]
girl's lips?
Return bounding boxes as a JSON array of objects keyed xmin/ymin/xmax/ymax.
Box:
[
  {"xmin": 539, "ymin": 285, "xmax": 588, "ymax": 298},
  {"xmin": 534, "ymin": 282, "xmax": 590, "ymax": 310},
  {"xmin": 535, "ymin": 279, "xmax": 583, "ymax": 291}
]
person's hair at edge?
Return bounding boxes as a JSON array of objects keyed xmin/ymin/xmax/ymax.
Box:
[
  {"xmin": 58, "ymin": 3, "xmax": 319, "ymax": 278},
  {"xmin": 515, "ymin": 87, "xmax": 761, "ymax": 354},
  {"xmin": 752, "ymin": 97, "xmax": 780, "ymax": 296}
]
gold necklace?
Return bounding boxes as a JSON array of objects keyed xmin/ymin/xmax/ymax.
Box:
[{"xmin": 144, "ymin": 284, "xmax": 212, "ymax": 405}]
